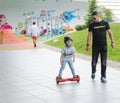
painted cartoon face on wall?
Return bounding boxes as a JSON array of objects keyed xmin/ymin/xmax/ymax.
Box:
[
  {"xmin": 0, "ymin": 14, "xmax": 7, "ymax": 25},
  {"xmin": 0, "ymin": 14, "xmax": 12, "ymax": 30}
]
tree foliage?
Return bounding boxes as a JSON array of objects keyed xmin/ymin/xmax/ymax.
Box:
[
  {"xmin": 85, "ymin": 0, "xmax": 113, "ymax": 26},
  {"xmin": 84, "ymin": 0, "xmax": 98, "ymax": 27},
  {"xmin": 101, "ymin": 6, "xmax": 113, "ymax": 22}
]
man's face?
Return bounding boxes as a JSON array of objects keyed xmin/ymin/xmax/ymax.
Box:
[{"xmin": 92, "ymin": 15, "xmax": 99, "ymax": 23}]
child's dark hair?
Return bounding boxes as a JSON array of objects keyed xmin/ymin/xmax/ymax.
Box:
[{"xmin": 64, "ymin": 36, "xmax": 73, "ymax": 46}]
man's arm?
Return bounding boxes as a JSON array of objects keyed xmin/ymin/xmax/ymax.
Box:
[
  {"xmin": 107, "ymin": 29, "xmax": 115, "ymax": 48},
  {"xmin": 86, "ymin": 32, "xmax": 92, "ymax": 51}
]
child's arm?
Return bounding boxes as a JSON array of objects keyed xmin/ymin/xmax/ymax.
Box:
[
  {"xmin": 60, "ymin": 54, "xmax": 63, "ymax": 65},
  {"xmin": 73, "ymin": 53, "xmax": 75, "ymax": 62}
]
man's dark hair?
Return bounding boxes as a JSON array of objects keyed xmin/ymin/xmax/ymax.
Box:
[
  {"xmin": 33, "ymin": 22, "xmax": 36, "ymax": 25},
  {"xmin": 92, "ymin": 11, "xmax": 99, "ymax": 16}
]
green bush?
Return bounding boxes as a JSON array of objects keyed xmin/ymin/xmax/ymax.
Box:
[{"xmin": 75, "ymin": 24, "xmax": 87, "ymax": 31}]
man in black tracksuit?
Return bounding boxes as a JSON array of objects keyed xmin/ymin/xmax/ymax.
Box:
[{"xmin": 86, "ymin": 11, "xmax": 115, "ymax": 83}]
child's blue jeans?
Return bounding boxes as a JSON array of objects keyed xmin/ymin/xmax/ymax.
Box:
[{"xmin": 58, "ymin": 59, "xmax": 76, "ymax": 78}]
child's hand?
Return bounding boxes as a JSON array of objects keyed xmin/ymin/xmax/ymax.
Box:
[
  {"xmin": 60, "ymin": 60, "xmax": 62, "ymax": 65},
  {"xmin": 73, "ymin": 54, "xmax": 75, "ymax": 63},
  {"xmin": 73, "ymin": 60, "xmax": 75, "ymax": 62},
  {"xmin": 73, "ymin": 59, "xmax": 75, "ymax": 63},
  {"xmin": 60, "ymin": 54, "xmax": 63, "ymax": 65}
]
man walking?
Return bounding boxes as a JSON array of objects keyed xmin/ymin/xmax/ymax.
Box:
[
  {"xmin": 86, "ymin": 11, "xmax": 115, "ymax": 83},
  {"xmin": 30, "ymin": 22, "xmax": 39, "ymax": 47}
]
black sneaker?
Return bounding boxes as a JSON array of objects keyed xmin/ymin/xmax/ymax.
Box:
[
  {"xmin": 91, "ymin": 73, "xmax": 95, "ymax": 79},
  {"xmin": 34, "ymin": 43, "xmax": 36, "ymax": 47},
  {"xmin": 101, "ymin": 77, "xmax": 107, "ymax": 83}
]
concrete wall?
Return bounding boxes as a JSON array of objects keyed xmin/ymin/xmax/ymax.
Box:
[{"xmin": 0, "ymin": 0, "xmax": 88, "ymax": 29}]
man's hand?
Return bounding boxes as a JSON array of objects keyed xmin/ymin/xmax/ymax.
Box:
[
  {"xmin": 86, "ymin": 32, "xmax": 92, "ymax": 51},
  {"xmin": 111, "ymin": 42, "xmax": 115, "ymax": 48},
  {"xmin": 107, "ymin": 29, "xmax": 115, "ymax": 49},
  {"xmin": 86, "ymin": 45, "xmax": 90, "ymax": 51}
]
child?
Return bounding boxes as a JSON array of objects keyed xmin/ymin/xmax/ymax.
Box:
[
  {"xmin": 30, "ymin": 22, "xmax": 39, "ymax": 47},
  {"xmin": 58, "ymin": 36, "xmax": 76, "ymax": 78}
]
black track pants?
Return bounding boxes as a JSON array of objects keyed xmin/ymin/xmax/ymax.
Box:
[{"xmin": 92, "ymin": 46, "xmax": 107, "ymax": 78}]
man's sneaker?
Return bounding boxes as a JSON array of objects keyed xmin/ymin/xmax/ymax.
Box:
[
  {"xmin": 101, "ymin": 77, "xmax": 107, "ymax": 83},
  {"xmin": 91, "ymin": 73, "xmax": 95, "ymax": 79}
]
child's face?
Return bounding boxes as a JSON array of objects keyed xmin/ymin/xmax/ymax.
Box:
[{"xmin": 66, "ymin": 40, "xmax": 72, "ymax": 46}]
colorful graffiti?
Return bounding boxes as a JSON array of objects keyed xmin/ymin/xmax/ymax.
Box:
[
  {"xmin": 23, "ymin": 9, "xmax": 80, "ymax": 39},
  {"xmin": 62, "ymin": 9, "xmax": 80, "ymax": 23}
]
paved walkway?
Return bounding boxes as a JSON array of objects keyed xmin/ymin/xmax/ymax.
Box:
[{"xmin": 0, "ymin": 47, "xmax": 120, "ymax": 103}]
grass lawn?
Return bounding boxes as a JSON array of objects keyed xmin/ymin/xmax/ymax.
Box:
[{"xmin": 45, "ymin": 23, "xmax": 120, "ymax": 62}]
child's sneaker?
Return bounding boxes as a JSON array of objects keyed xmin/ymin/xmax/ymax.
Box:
[
  {"xmin": 101, "ymin": 77, "xmax": 107, "ymax": 83},
  {"xmin": 91, "ymin": 73, "xmax": 95, "ymax": 79},
  {"xmin": 73, "ymin": 75, "xmax": 77, "ymax": 78},
  {"xmin": 57, "ymin": 76, "xmax": 62, "ymax": 79}
]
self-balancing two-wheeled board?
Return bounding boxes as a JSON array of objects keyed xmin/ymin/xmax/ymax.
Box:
[{"xmin": 56, "ymin": 75, "xmax": 80, "ymax": 84}]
